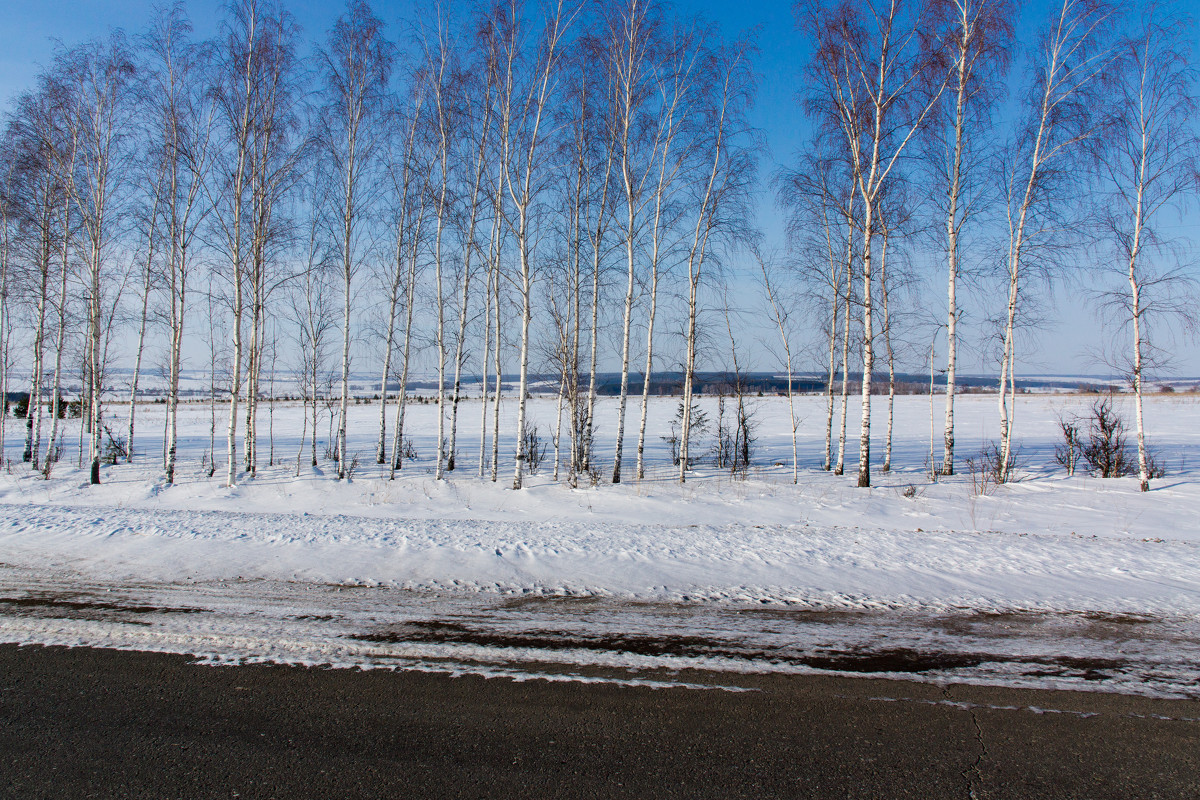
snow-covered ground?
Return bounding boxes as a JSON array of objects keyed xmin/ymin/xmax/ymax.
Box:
[{"xmin": 1, "ymin": 393, "xmax": 1198, "ymax": 695}]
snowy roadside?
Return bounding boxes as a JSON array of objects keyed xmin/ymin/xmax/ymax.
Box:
[
  {"xmin": 1, "ymin": 502, "xmax": 1197, "ymax": 613},
  {"xmin": 2, "ymin": 394, "xmax": 1199, "ymax": 695},
  {"xmin": 2, "ymin": 497, "xmax": 1199, "ymax": 697}
]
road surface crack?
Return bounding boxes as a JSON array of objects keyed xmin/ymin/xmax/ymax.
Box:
[
  {"xmin": 965, "ymin": 706, "xmax": 988, "ymax": 799},
  {"xmin": 945, "ymin": 685, "xmax": 988, "ymax": 799}
]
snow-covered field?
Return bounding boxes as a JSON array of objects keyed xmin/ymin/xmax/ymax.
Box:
[{"xmin": 2, "ymin": 393, "xmax": 1199, "ymax": 695}]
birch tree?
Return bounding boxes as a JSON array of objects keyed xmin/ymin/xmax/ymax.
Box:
[
  {"xmin": 376, "ymin": 92, "xmax": 423, "ymax": 467},
  {"xmin": 210, "ymin": 0, "xmax": 302, "ymax": 485},
  {"xmin": 874, "ymin": 188, "xmax": 916, "ymax": 473},
  {"xmin": 805, "ymin": 0, "xmax": 945, "ymax": 488},
  {"xmin": 476, "ymin": 9, "xmax": 509, "ymax": 481},
  {"xmin": 578, "ymin": 47, "xmax": 617, "ymax": 477},
  {"xmin": 778, "ymin": 149, "xmax": 854, "ymax": 473},
  {"xmin": 419, "ymin": 12, "xmax": 459, "ymax": 481},
  {"xmin": 548, "ymin": 42, "xmax": 592, "ymax": 483},
  {"xmin": 293, "ymin": 172, "xmax": 337, "ymax": 473},
  {"xmin": 61, "ymin": 34, "xmax": 137, "ymax": 485},
  {"xmin": 759, "ymin": 252, "xmax": 801, "ymax": 483},
  {"xmin": 387, "ymin": 127, "xmax": 430, "ymax": 479},
  {"xmin": 144, "ymin": 4, "xmax": 216, "ymax": 485},
  {"xmin": 241, "ymin": 6, "xmax": 303, "ymax": 478},
  {"xmin": 210, "ymin": 0, "xmax": 266, "ymax": 487},
  {"xmin": 635, "ymin": 19, "xmax": 692, "ymax": 481},
  {"xmin": 1092, "ymin": 5, "xmax": 1197, "ymax": 491},
  {"xmin": 446, "ymin": 43, "xmax": 496, "ymax": 474},
  {"xmin": 996, "ymin": 0, "xmax": 1112, "ymax": 476},
  {"xmin": 40, "ymin": 80, "xmax": 82, "ymax": 478},
  {"xmin": 124, "ymin": 161, "xmax": 166, "ymax": 463},
  {"xmin": 318, "ymin": 0, "xmax": 394, "ymax": 480},
  {"xmin": 677, "ymin": 37, "xmax": 755, "ymax": 484},
  {"xmin": 0, "ymin": 160, "xmax": 12, "ymax": 461},
  {"xmin": 7, "ymin": 85, "xmax": 66, "ymax": 471},
  {"xmin": 606, "ymin": 0, "xmax": 660, "ymax": 485},
  {"xmin": 493, "ymin": 0, "xmax": 575, "ymax": 489},
  {"xmin": 927, "ymin": 0, "xmax": 1013, "ymax": 476}
]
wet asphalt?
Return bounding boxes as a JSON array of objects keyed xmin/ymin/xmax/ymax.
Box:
[{"xmin": 1, "ymin": 643, "xmax": 1197, "ymax": 799}]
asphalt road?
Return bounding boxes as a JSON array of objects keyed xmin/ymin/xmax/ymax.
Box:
[{"xmin": 1, "ymin": 644, "xmax": 1197, "ymax": 799}]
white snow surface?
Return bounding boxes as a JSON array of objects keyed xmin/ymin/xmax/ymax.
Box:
[
  {"xmin": 3, "ymin": 393, "xmax": 1199, "ymax": 608},
  {"xmin": 0, "ymin": 500, "xmax": 1195, "ymax": 613},
  {"xmin": 1, "ymin": 393, "xmax": 1199, "ymax": 693}
]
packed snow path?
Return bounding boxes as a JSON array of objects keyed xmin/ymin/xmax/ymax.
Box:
[{"xmin": 3, "ymin": 565, "xmax": 1199, "ymax": 699}]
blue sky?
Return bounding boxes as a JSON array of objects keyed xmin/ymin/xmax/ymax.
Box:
[{"xmin": 2, "ymin": 0, "xmax": 1195, "ymax": 377}]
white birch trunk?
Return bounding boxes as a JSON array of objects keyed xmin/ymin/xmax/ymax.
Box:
[
  {"xmin": 478, "ymin": 270, "xmax": 492, "ymax": 478},
  {"xmin": 490, "ymin": 266, "xmax": 502, "ymax": 482},
  {"xmin": 164, "ymin": 251, "xmax": 186, "ymax": 483},
  {"xmin": 126, "ymin": 249, "xmax": 154, "ymax": 463},
  {"xmin": 856, "ymin": 198, "xmax": 875, "ymax": 488},
  {"xmin": 880, "ymin": 228, "xmax": 894, "ymax": 473},
  {"xmin": 941, "ymin": 8, "xmax": 971, "ymax": 477},
  {"xmin": 512, "ymin": 223, "xmax": 532, "ymax": 490},
  {"xmin": 761, "ymin": 261, "xmax": 800, "ymax": 484},
  {"xmin": 1131, "ymin": 269, "xmax": 1147, "ymax": 491},
  {"xmin": 378, "ymin": 111, "xmax": 420, "ymax": 467},
  {"xmin": 87, "ymin": 237, "xmax": 104, "ymax": 485},
  {"xmin": 583, "ymin": 232, "xmax": 601, "ymax": 473},
  {"xmin": 43, "ymin": 257, "xmax": 70, "ymax": 475},
  {"xmin": 0, "ymin": 209, "xmax": 8, "ymax": 461},
  {"xmin": 23, "ymin": 235, "xmax": 49, "ymax": 467},
  {"xmin": 552, "ymin": 374, "xmax": 564, "ymax": 482},
  {"xmin": 446, "ymin": 263, "xmax": 471, "ymax": 474},
  {"xmin": 612, "ymin": 225, "xmax": 636, "ymax": 485},
  {"xmin": 479, "ymin": 205, "xmax": 498, "ymax": 478},
  {"xmin": 677, "ymin": 83, "xmax": 730, "ymax": 484},
  {"xmin": 433, "ymin": 162, "xmax": 448, "ymax": 481},
  {"xmin": 996, "ymin": 0, "xmax": 1103, "ymax": 474},
  {"xmin": 823, "ymin": 297, "xmax": 838, "ymax": 472},
  {"xmin": 389, "ymin": 214, "xmax": 421, "ymax": 480},
  {"xmin": 268, "ymin": 333, "xmax": 276, "ymax": 466},
  {"xmin": 376, "ymin": 232, "xmax": 402, "ymax": 465},
  {"xmin": 207, "ymin": 292, "xmax": 218, "ymax": 477},
  {"xmin": 448, "ymin": 109, "xmax": 490, "ymax": 474},
  {"xmin": 503, "ymin": 5, "xmax": 566, "ymax": 490},
  {"xmin": 634, "ymin": 92, "xmax": 680, "ymax": 481},
  {"xmin": 1126, "ymin": 149, "xmax": 1148, "ymax": 492},
  {"xmin": 679, "ymin": 277, "xmax": 698, "ymax": 483},
  {"xmin": 337, "ymin": 222, "xmax": 352, "ymax": 480},
  {"xmin": 835, "ymin": 261, "xmax": 852, "ymax": 476},
  {"xmin": 635, "ymin": 264, "xmax": 658, "ymax": 481}
]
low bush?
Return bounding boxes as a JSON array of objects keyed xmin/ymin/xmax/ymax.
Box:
[{"xmin": 1081, "ymin": 397, "xmax": 1133, "ymax": 478}]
